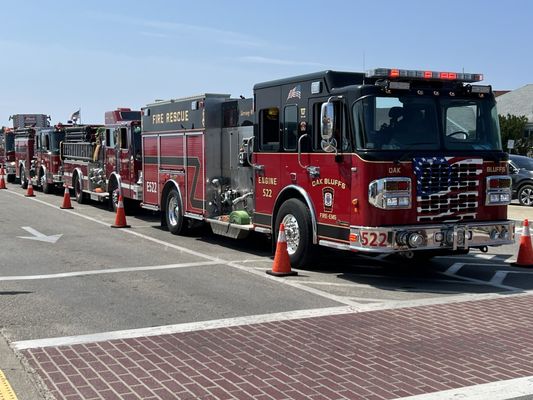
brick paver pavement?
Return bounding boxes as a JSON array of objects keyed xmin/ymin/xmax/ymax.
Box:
[{"xmin": 22, "ymin": 294, "xmax": 533, "ymax": 399}]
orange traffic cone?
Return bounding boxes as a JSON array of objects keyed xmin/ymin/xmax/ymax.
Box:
[
  {"xmin": 0, "ymin": 167, "xmax": 6, "ymax": 190},
  {"xmin": 111, "ymin": 195, "xmax": 130, "ymax": 228},
  {"xmin": 513, "ymin": 219, "xmax": 533, "ymax": 267},
  {"xmin": 59, "ymin": 185, "xmax": 74, "ymax": 209},
  {"xmin": 266, "ymin": 223, "xmax": 297, "ymax": 277},
  {"xmin": 25, "ymin": 178, "xmax": 35, "ymax": 197}
]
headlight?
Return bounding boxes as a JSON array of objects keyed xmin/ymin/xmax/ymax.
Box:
[{"xmin": 369, "ymin": 177, "xmax": 412, "ymax": 210}]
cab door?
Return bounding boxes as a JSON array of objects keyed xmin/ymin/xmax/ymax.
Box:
[
  {"xmin": 308, "ymin": 98, "xmax": 353, "ymax": 244},
  {"xmin": 117, "ymin": 127, "xmax": 131, "ymax": 196},
  {"xmin": 104, "ymin": 128, "xmax": 116, "ymax": 178},
  {"xmin": 253, "ymin": 86, "xmax": 281, "ymax": 229}
]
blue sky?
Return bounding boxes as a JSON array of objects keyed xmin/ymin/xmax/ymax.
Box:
[{"xmin": 1, "ymin": 0, "xmax": 531, "ymax": 126}]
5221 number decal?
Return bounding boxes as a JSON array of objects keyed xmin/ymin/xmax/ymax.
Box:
[{"xmin": 360, "ymin": 231, "xmax": 388, "ymax": 247}]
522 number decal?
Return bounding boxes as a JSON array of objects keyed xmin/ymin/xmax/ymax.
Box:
[
  {"xmin": 360, "ymin": 231, "xmax": 387, "ymax": 247},
  {"xmin": 146, "ymin": 181, "xmax": 157, "ymax": 193}
]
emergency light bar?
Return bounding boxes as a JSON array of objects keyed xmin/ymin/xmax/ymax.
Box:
[{"xmin": 367, "ymin": 68, "xmax": 483, "ymax": 83}]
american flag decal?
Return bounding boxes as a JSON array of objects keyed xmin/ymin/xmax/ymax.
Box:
[
  {"xmin": 413, "ymin": 156, "xmax": 482, "ymax": 223},
  {"xmin": 287, "ymin": 85, "xmax": 302, "ymax": 101}
]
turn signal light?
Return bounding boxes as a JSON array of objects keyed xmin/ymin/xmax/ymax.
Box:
[{"xmin": 486, "ymin": 176, "xmax": 512, "ymax": 206}]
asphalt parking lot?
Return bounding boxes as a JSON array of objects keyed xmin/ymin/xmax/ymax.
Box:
[{"xmin": 1, "ymin": 182, "xmax": 532, "ymax": 399}]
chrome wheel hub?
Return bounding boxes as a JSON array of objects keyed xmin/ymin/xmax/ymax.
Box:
[
  {"xmin": 168, "ymin": 196, "xmax": 179, "ymax": 226},
  {"xmin": 281, "ymin": 213, "xmax": 300, "ymax": 255},
  {"xmin": 112, "ymin": 189, "xmax": 119, "ymax": 208}
]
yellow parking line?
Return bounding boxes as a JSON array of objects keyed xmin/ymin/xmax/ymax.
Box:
[{"xmin": 0, "ymin": 370, "xmax": 18, "ymax": 400}]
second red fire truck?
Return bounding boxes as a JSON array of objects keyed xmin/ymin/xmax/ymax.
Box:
[
  {"xmin": 140, "ymin": 68, "xmax": 514, "ymax": 266},
  {"xmin": 59, "ymin": 108, "xmax": 142, "ymax": 209}
]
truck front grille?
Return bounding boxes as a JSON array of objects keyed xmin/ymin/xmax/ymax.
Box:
[{"xmin": 413, "ymin": 157, "xmax": 482, "ymax": 223}]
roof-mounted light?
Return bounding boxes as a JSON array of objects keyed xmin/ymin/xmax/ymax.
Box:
[
  {"xmin": 470, "ymin": 85, "xmax": 491, "ymax": 94},
  {"xmin": 367, "ymin": 68, "xmax": 483, "ymax": 83}
]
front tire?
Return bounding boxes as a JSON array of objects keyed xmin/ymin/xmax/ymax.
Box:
[
  {"xmin": 73, "ymin": 175, "xmax": 86, "ymax": 204},
  {"xmin": 274, "ymin": 198, "xmax": 315, "ymax": 268},
  {"xmin": 165, "ymin": 188, "xmax": 188, "ymax": 235},
  {"xmin": 518, "ymin": 184, "xmax": 533, "ymax": 207},
  {"xmin": 20, "ymin": 167, "xmax": 27, "ymax": 189},
  {"xmin": 41, "ymin": 171, "xmax": 52, "ymax": 194},
  {"xmin": 108, "ymin": 179, "xmax": 120, "ymax": 212}
]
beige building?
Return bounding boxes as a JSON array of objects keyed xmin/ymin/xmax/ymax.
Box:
[{"xmin": 496, "ymin": 84, "xmax": 533, "ymax": 139}]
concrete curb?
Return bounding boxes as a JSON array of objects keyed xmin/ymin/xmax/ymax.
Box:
[{"xmin": 0, "ymin": 330, "xmax": 53, "ymax": 400}]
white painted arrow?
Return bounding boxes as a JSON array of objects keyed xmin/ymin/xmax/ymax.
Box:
[{"xmin": 17, "ymin": 227, "xmax": 63, "ymax": 244}]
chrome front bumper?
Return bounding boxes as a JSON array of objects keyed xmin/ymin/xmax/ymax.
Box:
[
  {"xmin": 349, "ymin": 220, "xmax": 515, "ymax": 253},
  {"xmin": 4, "ymin": 162, "xmax": 15, "ymax": 176}
]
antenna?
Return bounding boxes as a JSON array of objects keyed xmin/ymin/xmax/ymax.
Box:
[{"xmin": 363, "ymin": 51, "xmax": 366, "ymax": 71}]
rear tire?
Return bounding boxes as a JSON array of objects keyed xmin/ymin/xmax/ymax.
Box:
[
  {"xmin": 518, "ymin": 184, "xmax": 533, "ymax": 207},
  {"xmin": 165, "ymin": 188, "xmax": 188, "ymax": 235},
  {"xmin": 274, "ymin": 198, "xmax": 315, "ymax": 268}
]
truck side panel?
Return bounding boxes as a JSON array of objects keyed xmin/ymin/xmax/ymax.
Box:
[
  {"xmin": 142, "ymin": 135, "xmax": 160, "ymax": 207},
  {"xmin": 185, "ymin": 133, "xmax": 205, "ymax": 214}
]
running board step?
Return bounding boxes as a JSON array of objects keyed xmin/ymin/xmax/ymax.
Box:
[{"xmin": 207, "ymin": 218, "xmax": 253, "ymax": 239}]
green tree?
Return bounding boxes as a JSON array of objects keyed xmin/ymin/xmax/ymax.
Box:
[{"xmin": 498, "ymin": 113, "xmax": 531, "ymax": 155}]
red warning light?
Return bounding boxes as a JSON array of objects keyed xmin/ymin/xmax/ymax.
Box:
[
  {"xmin": 390, "ymin": 69, "xmax": 400, "ymax": 78},
  {"xmin": 424, "ymin": 71, "xmax": 432, "ymax": 79}
]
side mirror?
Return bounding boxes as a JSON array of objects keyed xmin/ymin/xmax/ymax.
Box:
[
  {"xmin": 321, "ymin": 138, "xmax": 337, "ymax": 153},
  {"xmin": 320, "ymin": 102, "xmax": 335, "ymax": 140}
]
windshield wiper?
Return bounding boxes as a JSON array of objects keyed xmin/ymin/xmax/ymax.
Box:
[{"xmin": 394, "ymin": 151, "xmax": 414, "ymax": 164}]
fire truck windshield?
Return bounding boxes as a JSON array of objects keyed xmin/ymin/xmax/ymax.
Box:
[
  {"xmin": 50, "ymin": 131, "xmax": 65, "ymax": 152},
  {"xmin": 354, "ymin": 95, "xmax": 502, "ymax": 151},
  {"xmin": 5, "ymin": 133, "xmax": 15, "ymax": 152}
]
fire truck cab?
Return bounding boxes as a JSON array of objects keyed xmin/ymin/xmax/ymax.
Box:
[
  {"xmin": 105, "ymin": 108, "xmax": 141, "ymax": 125},
  {"xmin": 102, "ymin": 119, "xmax": 143, "ymax": 210},
  {"xmin": 30, "ymin": 125, "xmax": 67, "ymax": 193},
  {"xmin": 142, "ymin": 69, "xmax": 514, "ymax": 267},
  {"xmin": 14, "ymin": 127, "xmax": 35, "ymax": 189},
  {"xmin": 0, "ymin": 127, "xmax": 16, "ymax": 182}
]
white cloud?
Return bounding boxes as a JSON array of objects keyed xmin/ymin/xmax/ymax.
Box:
[
  {"xmin": 139, "ymin": 31, "xmax": 169, "ymax": 39},
  {"xmin": 239, "ymin": 56, "xmax": 324, "ymax": 67},
  {"xmin": 88, "ymin": 12, "xmax": 268, "ymax": 48}
]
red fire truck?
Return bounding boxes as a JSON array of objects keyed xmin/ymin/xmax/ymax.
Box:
[
  {"xmin": 60, "ymin": 109, "xmax": 142, "ymax": 209},
  {"xmin": 14, "ymin": 127, "xmax": 36, "ymax": 188},
  {"xmin": 12, "ymin": 113, "xmax": 52, "ymax": 188},
  {"xmin": 0, "ymin": 127, "xmax": 16, "ymax": 182},
  {"xmin": 27, "ymin": 125, "xmax": 70, "ymax": 193},
  {"xmin": 141, "ymin": 69, "xmax": 514, "ymax": 267}
]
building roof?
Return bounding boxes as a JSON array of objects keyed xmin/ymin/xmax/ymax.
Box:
[
  {"xmin": 496, "ymin": 84, "xmax": 533, "ymax": 122},
  {"xmin": 494, "ymin": 90, "xmax": 511, "ymax": 97}
]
